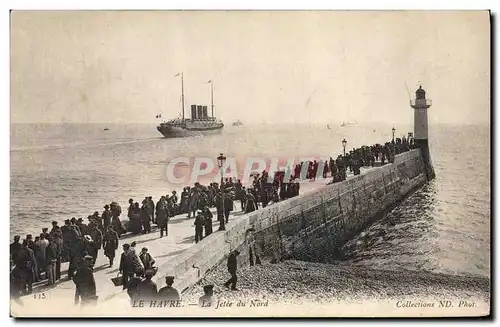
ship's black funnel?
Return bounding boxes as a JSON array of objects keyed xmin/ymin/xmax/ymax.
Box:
[
  {"xmin": 202, "ymin": 106, "xmax": 208, "ymax": 118},
  {"xmin": 191, "ymin": 105, "xmax": 197, "ymax": 120},
  {"xmin": 197, "ymin": 105, "xmax": 203, "ymax": 120}
]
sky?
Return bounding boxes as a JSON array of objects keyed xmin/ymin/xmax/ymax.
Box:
[{"xmin": 10, "ymin": 10, "xmax": 490, "ymax": 125}]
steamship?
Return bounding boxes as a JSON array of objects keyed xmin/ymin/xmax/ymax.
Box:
[{"xmin": 157, "ymin": 73, "xmax": 224, "ymax": 138}]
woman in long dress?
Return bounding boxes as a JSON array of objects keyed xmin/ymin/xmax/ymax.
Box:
[
  {"xmin": 244, "ymin": 191, "xmax": 258, "ymax": 214},
  {"xmin": 129, "ymin": 203, "xmax": 143, "ymax": 234}
]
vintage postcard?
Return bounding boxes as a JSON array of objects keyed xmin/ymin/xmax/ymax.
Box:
[{"xmin": 9, "ymin": 10, "xmax": 490, "ymax": 317}]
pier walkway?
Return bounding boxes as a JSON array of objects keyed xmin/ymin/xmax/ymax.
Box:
[{"xmin": 12, "ymin": 167, "xmax": 376, "ymax": 314}]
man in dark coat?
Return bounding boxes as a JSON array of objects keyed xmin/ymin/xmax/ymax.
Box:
[
  {"xmin": 76, "ymin": 218, "xmax": 87, "ymax": 237},
  {"xmin": 223, "ymin": 190, "xmax": 233, "ymax": 224},
  {"xmin": 127, "ymin": 268, "xmax": 144, "ymax": 305},
  {"xmin": 82, "ymin": 235, "xmax": 97, "ymax": 265},
  {"xmin": 202, "ymin": 207, "xmax": 213, "ymax": 237},
  {"xmin": 157, "ymin": 276, "xmax": 180, "ymax": 301},
  {"xmin": 180, "ymin": 187, "xmax": 190, "ymax": 214},
  {"xmin": 73, "ymin": 255, "xmax": 97, "ymax": 306},
  {"xmin": 127, "ymin": 198, "xmax": 134, "ymax": 219},
  {"xmin": 110, "ymin": 202, "xmax": 125, "ymax": 236},
  {"xmin": 119, "ymin": 243, "xmax": 140, "ymax": 290},
  {"xmin": 45, "ymin": 235, "xmax": 58, "ymax": 286},
  {"xmin": 25, "ymin": 237, "xmax": 39, "ymax": 283},
  {"xmin": 10, "ymin": 265, "xmax": 24, "ymax": 304},
  {"xmin": 49, "ymin": 221, "xmax": 63, "ymax": 280},
  {"xmin": 224, "ymin": 250, "xmax": 240, "ymax": 290},
  {"xmin": 10, "ymin": 235, "xmax": 22, "ymax": 263},
  {"xmin": 146, "ymin": 196, "xmax": 155, "ymax": 224},
  {"xmin": 91, "ymin": 211, "xmax": 104, "ymax": 232},
  {"xmin": 214, "ymin": 192, "xmax": 225, "ymax": 231},
  {"xmin": 194, "ymin": 212, "xmax": 205, "ymax": 243},
  {"xmin": 102, "ymin": 204, "xmax": 112, "ymax": 231},
  {"xmin": 156, "ymin": 197, "xmax": 168, "ymax": 238},
  {"xmin": 15, "ymin": 240, "xmax": 33, "ymax": 294},
  {"xmin": 103, "ymin": 226, "xmax": 119, "ymax": 267},
  {"xmin": 87, "ymin": 222, "xmax": 103, "ymax": 263},
  {"xmin": 61, "ymin": 220, "xmax": 71, "ymax": 260},
  {"xmin": 135, "ymin": 270, "xmax": 158, "ymax": 303},
  {"xmin": 141, "ymin": 200, "xmax": 152, "ymax": 234}
]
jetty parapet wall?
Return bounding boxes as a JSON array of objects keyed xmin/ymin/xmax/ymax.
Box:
[{"xmin": 152, "ymin": 149, "xmax": 429, "ymax": 294}]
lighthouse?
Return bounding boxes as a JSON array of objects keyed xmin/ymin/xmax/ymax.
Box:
[{"xmin": 410, "ymin": 85, "xmax": 435, "ymax": 180}]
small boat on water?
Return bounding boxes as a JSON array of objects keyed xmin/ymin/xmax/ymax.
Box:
[
  {"xmin": 103, "ymin": 127, "xmax": 110, "ymax": 131},
  {"xmin": 340, "ymin": 120, "xmax": 357, "ymax": 127},
  {"xmin": 232, "ymin": 120, "xmax": 244, "ymax": 127}
]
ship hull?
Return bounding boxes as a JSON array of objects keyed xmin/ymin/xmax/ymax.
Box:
[{"xmin": 157, "ymin": 124, "xmax": 224, "ymax": 138}]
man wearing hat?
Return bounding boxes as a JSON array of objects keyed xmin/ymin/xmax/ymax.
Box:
[
  {"xmin": 103, "ymin": 225, "xmax": 119, "ymax": 267},
  {"xmin": 25, "ymin": 235, "xmax": 40, "ymax": 282},
  {"xmin": 10, "ymin": 235, "xmax": 22, "ymax": 263},
  {"xmin": 127, "ymin": 199, "xmax": 134, "ymax": 219},
  {"xmin": 157, "ymin": 276, "xmax": 180, "ymax": 301},
  {"xmin": 224, "ymin": 250, "xmax": 240, "ymax": 290},
  {"xmin": 202, "ymin": 206, "xmax": 213, "ymax": 237},
  {"xmin": 140, "ymin": 200, "xmax": 152, "ymax": 234},
  {"xmin": 194, "ymin": 211, "xmax": 205, "ymax": 243},
  {"xmin": 15, "ymin": 240, "xmax": 33, "ymax": 294},
  {"xmin": 102, "ymin": 204, "xmax": 112, "ymax": 231},
  {"xmin": 214, "ymin": 191, "xmax": 225, "ymax": 231},
  {"xmin": 146, "ymin": 196, "xmax": 155, "ymax": 224},
  {"xmin": 82, "ymin": 235, "xmax": 97, "ymax": 266},
  {"xmin": 61, "ymin": 219, "xmax": 76, "ymax": 260},
  {"xmin": 119, "ymin": 243, "xmax": 142, "ymax": 289},
  {"xmin": 73, "ymin": 255, "xmax": 96, "ymax": 306},
  {"xmin": 87, "ymin": 220, "xmax": 103, "ymax": 262},
  {"xmin": 126, "ymin": 267, "xmax": 144, "ymax": 305},
  {"xmin": 76, "ymin": 218, "xmax": 87, "ymax": 237},
  {"xmin": 180, "ymin": 187, "xmax": 189, "ymax": 215},
  {"xmin": 223, "ymin": 189, "xmax": 233, "ymax": 224},
  {"xmin": 49, "ymin": 221, "xmax": 63, "ymax": 280},
  {"xmin": 198, "ymin": 284, "xmax": 214, "ymax": 307},
  {"xmin": 136, "ymin": 269, "xmax": 158, "ymax": 303},
  {"xmin": 45, "ymin": 234, "xmax": 58, "ymax": 286},
  {"xmin": 156, "ymin": 196, "xmax": 168, "ymax": 238}
]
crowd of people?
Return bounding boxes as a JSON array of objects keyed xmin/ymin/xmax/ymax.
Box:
[
  {"xmin": 121, "ymin": 247, "xmax": 240, "ymax": 307},
  {"xmin": 122, "ymin": 250, "xmax": 241, "ymax": 308},
  {"xmin": 10, "ymin": 134, "xmax": 415, "ymax": 305},
  {"xmin": 9, "ymin": 170, "xmax": 300, "ymax": 303}
]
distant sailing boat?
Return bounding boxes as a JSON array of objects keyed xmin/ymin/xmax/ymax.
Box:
[
  {"xmin": 340, "ymin": 120, "xmax": 357, "ymax": 127},
  {"xmin": 156, "ymin": 73, "xmax": 224, "ymax": 138},
  {"xmin": 326, "ymin": 124, "xmax": 331, "ymax": 129}
]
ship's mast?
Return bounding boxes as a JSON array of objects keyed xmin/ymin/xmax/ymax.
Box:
[
  {"xmin": 211, "ymin": 80, "xmax": 214, "ymax": 118},
  {"xmin": 181, "ymin": 72, "xmax": 185, "ymax": 121}
]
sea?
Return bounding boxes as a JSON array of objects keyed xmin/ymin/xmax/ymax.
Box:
[{"xmin": 10, "ymin": 122, "xmax": 490, "ymax": 279}]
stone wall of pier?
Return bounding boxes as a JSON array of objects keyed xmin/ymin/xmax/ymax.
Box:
[{"xmin": 152, "ymin": 149, "xmax": 429, "ymax": 294}]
